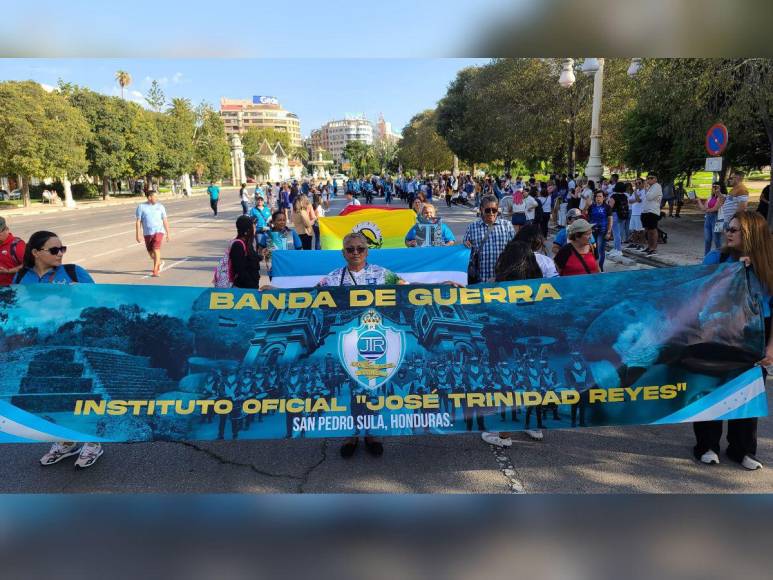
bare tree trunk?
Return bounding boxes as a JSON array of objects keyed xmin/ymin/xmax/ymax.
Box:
[
  {"xmin": 62, "ymin": 176, "xmax": 76, "ymax": 208},
  {"xmin": 686, "ymin": 170, "xmax": 692, "ymax": 187},
  {"xmin": 20, "ymin": 175, "xmax": 30, "ymax": 208},
  {"xmin": 102, "ymin": 176, "xmax": 110, "ymax": 200}
]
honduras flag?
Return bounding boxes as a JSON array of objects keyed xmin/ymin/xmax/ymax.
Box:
[{"xmin": 270, "ymin": 246, "xmax": 471, "ymax": 289}]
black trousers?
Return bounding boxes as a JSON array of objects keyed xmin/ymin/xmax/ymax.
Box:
[
  {"xmin": 210, "ymin": 198, "xmax": 219, "ymax": 216},
  {"xmin": 693, "ymin": 319, "xmax": 768, "ymax": 461},
  {"xmin": 299, "ymin": 233, "xmax": 313, "ymax": 250},
  {"xmin": 693, "ymin": 418, "xmax": 758, "ymax": 462}
]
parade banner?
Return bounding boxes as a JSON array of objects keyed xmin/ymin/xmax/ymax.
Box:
[
  {"xmin": 319, "ymin": 209, "xmax": 416, "ymax": 250},
  {"xmin": 270, "ymin": 246, "xmax": 470, "ymax": 288},
  {"xmin": 0, "ymin": 263, "xmax": 767, "ymax": 443},
  {"xmin": 338, "ymin": 205, "xmax": 403, "ymax": 217}
]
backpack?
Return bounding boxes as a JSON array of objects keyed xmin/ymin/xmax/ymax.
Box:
[
  {"xmin": 614, "ymin": 194, "xmax": 630, "ymax": 220},
  {"xmin": 14, "ymin": 264, "xmax": 78, "ymax": 284},
  {"xmin": 213, "ymin": 239, "xmax": 247, "ymax": 288}
]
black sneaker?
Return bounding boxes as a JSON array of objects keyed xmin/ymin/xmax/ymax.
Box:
[
  {"xmin": 340, "ymin": 439, "xmax": 358, "ymax": 458},
  {"xmin": 645, "ymin": 249, "xmax": 658, "ymax": 255},
  {"xmin": 364, "ymin": 437, "xmax": 384, "ymax": 457}
]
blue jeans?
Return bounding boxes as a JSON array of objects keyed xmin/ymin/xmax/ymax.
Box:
[
  {"xmin": 611, "ymin": 214, "xmax": 623, "ymax": 251},
  {"xmin": 593, "ymin": 226, "xmax": 606, "ymax": 271},
  {"xmin": 703, "ymin": 213, "xmax": 722, "ymax": 255}
]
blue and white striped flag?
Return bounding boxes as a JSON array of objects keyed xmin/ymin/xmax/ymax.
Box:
[{"xmin": 270, "ymin": 246, "xmax": 471, "ymax": 289}]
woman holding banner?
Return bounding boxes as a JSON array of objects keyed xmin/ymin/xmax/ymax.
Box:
[
  {"xmin": 404, "ymin": 204, "xmax": 456, "ymax": 247},
  {"xmin": 13, "ymin": 230, "xmax": 103, "ymax": 469},
  {"xmin": 694, "ymin": 211, "xmax": 773, "ymax": 470},
  {"xmin": 480, "ymin": 240, "xmax": 545, "ymax": 448}
]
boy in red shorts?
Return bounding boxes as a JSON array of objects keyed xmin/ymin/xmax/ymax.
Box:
[{"xmin": 135, "ymin": 190, "xmax": 171, "ymax": 277}]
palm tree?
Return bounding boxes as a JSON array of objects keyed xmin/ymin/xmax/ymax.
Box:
[
  {"xmin": 115, "ymin": 70, "xmax": 132, "ymax": 100},
  {"xmin": 291, "ymin": 146, "xmax": 310, "ymax": 163}
]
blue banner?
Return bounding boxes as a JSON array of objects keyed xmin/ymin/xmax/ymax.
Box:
[{"xmin": 0, "ymin": 263, "xmax": 766, "ymax": 443}]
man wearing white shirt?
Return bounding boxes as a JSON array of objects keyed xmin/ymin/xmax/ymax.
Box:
[
  {"xmin": 345, "ymin": 191, "xmax": 361, "ymax": 207},
  {"xmin": 641, "ymin": 173, "xmax": 663, "ymax": 255}
]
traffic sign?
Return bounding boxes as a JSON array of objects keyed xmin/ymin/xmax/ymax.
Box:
[
  {"xmin": 705, "ymin": 123, "xmax": 728, "ymax": 156},
  {"xmin": 705, "ymin": 157, "xmax": 723, "ymax": 172}
]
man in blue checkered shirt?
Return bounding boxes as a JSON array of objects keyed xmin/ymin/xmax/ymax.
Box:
[{"xmin": 463, "ymin": 196, "xmax": 516, "ymax": 282}]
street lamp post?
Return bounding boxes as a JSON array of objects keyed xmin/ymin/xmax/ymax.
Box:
[
  {"xmin": 559, "ymin": 58, "xmax": 640, "ymax": 184},
  {"xmin": 583, "ymin": 58, "xmax": 605, "ymax": 184}
]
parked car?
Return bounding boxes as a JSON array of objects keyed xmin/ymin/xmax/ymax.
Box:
[{"xmin": 8, "ymin": 189, "xmax": 21, "ymax": 200}]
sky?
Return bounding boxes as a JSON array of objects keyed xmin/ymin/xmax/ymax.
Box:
[{"xmin": 0, "ymin": 58, "xmax": 489, "ymax": 137}]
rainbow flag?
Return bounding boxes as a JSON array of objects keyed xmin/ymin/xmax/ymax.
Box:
[{"xmin": 318, "ymin": 209, "xmax": 416, "ymax": 250}]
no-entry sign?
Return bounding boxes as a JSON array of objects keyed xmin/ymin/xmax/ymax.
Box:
[{"xmin": 705, "ymin": 123, "xmax": 728, "ymax": 156}]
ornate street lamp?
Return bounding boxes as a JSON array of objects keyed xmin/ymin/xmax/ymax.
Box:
[{"xmin": 559, "ymin": 58, "xmax": 640, "ymax": 184}]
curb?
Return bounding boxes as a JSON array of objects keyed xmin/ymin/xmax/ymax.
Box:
[{"xmin": 0, "ymin": 189, "xmax": 221, "ymax": 218}]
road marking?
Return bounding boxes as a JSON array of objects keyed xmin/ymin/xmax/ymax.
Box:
[{"xmin": 141, "ymin": 257, "xmax": 191, "ymax": 279}]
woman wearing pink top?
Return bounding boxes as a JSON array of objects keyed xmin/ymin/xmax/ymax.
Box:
[{"xmin": 695, "ymin": 183, "xmax": 725, "ymax": 255}]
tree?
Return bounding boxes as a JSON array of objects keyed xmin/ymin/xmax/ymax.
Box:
[
  {"xmin": 154, "ymin": 97, "xmax": 195, "ymax": 181},
  {"xmin": 241, "ymin": 127, "xmax": 291, "ymax": 156},
  {"xmin": 373, "ymin": 139, "xmax": 400, "ymax": 174},
  {"xmin": 291, "ymin": 145, "xmax": 309, "ymax": 163},
  {"xmin": 398, "ymin": 109, "xmax": 454, "ymax": 174},
  {"xmin": 145, "ymin": 79, "xmax": 166, "ymax": 113},
  {"xmin": 62, "ymin": 85, "xmax": 133, "ymax": 199},
  {"xmin": 193, "ymin": 103, "xmax": 230, "ymax": 182},
  {"xmin": 343, "ymin": 140, "xmax": 374, "ymax": 178},
  {"xmin": 245, "ymin": 155, "xmax": 270, "ymax": 180},
  {"xmin": 115, "ymin": 70, "xmax": 132, "ymax": 100},
  {"xmin": 0, "ymin": 81, "xmax": 90, "ymax": 207}
]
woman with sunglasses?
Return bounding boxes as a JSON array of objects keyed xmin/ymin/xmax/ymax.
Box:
[
  {"xmin": 695, "ymin": 211, "xmax": 773, "ymax": 470},
  {"xmin": 12, "ymin": 230, "xmax": 102, "ymax": 468},
  {"xmin": 12, "ymin": 230, "xmax": 93, "ymax": 284},
  {"xmin": 694, "ymin": 183, "xmax": 725, "ymax": 255}
]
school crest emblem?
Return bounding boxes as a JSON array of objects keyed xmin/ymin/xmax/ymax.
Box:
[{"xmin": 339, "ymin": 309, "xmax": 405, "ymax": 390}]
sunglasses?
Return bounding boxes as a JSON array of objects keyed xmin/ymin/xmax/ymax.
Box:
[
  {"xmin": 344, "ymin": 246, "xmax": 368, "ymax": 254},
  {"xmin": 44, "ymin": 246, "xmax": 67, "ymax": 256},
  {"xmin": 726, "ymin": 227, "xmax": 740, "ymax": 234},
  {"xmin": 482, "ymin": 208, "xmax": 498, "ymax": 214}
]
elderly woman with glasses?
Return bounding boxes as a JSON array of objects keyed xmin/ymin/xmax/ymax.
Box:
[{"xmin": 404, "ymin": 203, "xmax": 456, "ymax": 247}]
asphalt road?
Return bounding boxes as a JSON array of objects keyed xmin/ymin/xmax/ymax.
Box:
[{"xmin": 1, "ymin": 191, "xmax": 770, "ymax": 492}]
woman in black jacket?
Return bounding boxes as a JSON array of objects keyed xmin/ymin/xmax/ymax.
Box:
[{"xmin": 230, "ymin": 215, "xmax": 261, "ymax": 289}]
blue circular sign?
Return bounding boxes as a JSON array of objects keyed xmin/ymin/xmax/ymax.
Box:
[{"xmin": 705, "ymin": 123, "xmax": 728, "ymax": 156}]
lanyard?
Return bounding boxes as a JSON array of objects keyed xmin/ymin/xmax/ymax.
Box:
[{"xmin": 339, "ymin": 268, "xmax": 360, "ymax": 286}]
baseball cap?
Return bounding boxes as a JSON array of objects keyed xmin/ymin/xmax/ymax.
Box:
[
  {"xmin": 567, "ymin": 218, "xmax": 592, "ymax": 237},
  {"xmin": 0, "ymin": 216, "xmax": 7, "ymax": 230},
  {"xmin": 566, "ymin": 208, "xmax": 583, "ymax": 220}
]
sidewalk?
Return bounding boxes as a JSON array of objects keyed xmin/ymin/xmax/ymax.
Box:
[
  {"xmin": 0, "ymin": 188, "xmax": 217, "ymax": 217},
  {"xmin": 620, "ymin": 206, "xmax": 714, "ymax": 268}
]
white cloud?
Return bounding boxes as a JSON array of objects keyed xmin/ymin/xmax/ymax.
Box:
[
  {"xmin": 172, "ymin": 72, "xmax": 184, "ymax": 83},
  {"xmin": 40, "ymin": 83, "xmax": 55, "ymax": 92}
]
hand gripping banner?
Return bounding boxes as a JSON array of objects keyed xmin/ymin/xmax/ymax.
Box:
[{"xmin": 0, "ymin": 263, "xmax": 767, "ymax": 443}]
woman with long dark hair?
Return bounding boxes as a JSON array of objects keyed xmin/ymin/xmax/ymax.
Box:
[
  {"xmin": 13, "ymin": 231, "xmax": 93, "ymax": 284},
  {"xmin": 480, "ymin": 240, "xmax": 545, "ymax": 449},
  {"xmin": 229, "ymin": 215, "xmax": 261, "ymax": 289},
  {"xmin": 694, "ymin": 211, "xmax": 773, "ymax": 470},
  {"xmin": 13, "ymin": 230, "xmax": 103, "ymax": 468}
]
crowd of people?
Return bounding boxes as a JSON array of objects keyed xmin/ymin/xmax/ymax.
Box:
[{"xmin": 0, "ymin": 167, "xmax": 770, "ymax": 473}]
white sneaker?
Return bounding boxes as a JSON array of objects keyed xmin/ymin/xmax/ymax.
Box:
[
  {"xmin": 741, "ymin": 455, "xmax": 763, "ymax": 470},
  {"xmin": 74, "ymin": 442, "xmax": 104, "ymax": 469},
  {"xmin": 40, "ymin": 442, "xmax": 81, "ymax": 466},
  {"xmin": 525, "ymin": 429, "xmax": 544, "ymax": 441},
  {"xmin": 700, "ymin": 450, "xmax": 720, "ymax": 465},
  {"xmin": 481, "ymin": 432, "xmax": 513, "ymax": 448}
]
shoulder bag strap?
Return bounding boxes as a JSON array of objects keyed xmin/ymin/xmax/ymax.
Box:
[{"xmin": 569, "ymin": 244, "xmax": 593, "ymax": 275}]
